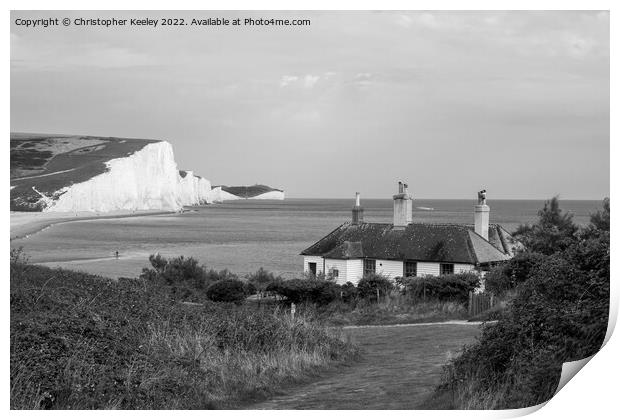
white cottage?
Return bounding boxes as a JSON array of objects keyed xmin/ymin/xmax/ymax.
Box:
[{"xmin": 301, "ymin": 182, "xmax": 521, "ymax": 285}]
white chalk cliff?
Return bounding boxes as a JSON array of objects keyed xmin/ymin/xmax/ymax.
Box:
[{"xmin": 47, "ymin": 142, "xmax": 186, "ymax": 212}]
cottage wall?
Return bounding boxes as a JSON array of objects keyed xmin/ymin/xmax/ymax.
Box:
[
  {"xmin": 417, "ymin": 262, "xmax": 440, "ymax": 276},
  {"xmin": 376, "ymin": 259, "xmax": 404, "ymax": 279},
  {"xmin": 346, "ymin": 259, "xmax": 364, "ymax": 284},
  {"xmin": 324, "ymin": 258, "xmax": 348, "ymax": 284},
  {"xmin": 303, "ymin": 256, "xmax": 324, "ymax": 275},
  {"xmin": 455, "ymin": 263, "xmax": 476, "ymax": 274}
]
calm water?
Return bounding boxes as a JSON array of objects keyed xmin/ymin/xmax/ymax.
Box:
[{"xmin": 12, "ymin": 198, "xmax": 602, "ymax": 279}]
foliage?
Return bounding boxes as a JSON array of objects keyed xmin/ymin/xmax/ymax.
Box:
[
  {"xmin": 141, "ymin": 254, "xmax": 209, "ymax": 289},
  {"xmin": 10, "ymin": 263, "xmax": 357, "ymax": 409},
  {"xmin": 513, "ymin": 196, "xmax": 578, "ymax": 255},
  {"xmin": 396, "ymin": 273, "xmax": 480, "ymax": 304},
  {"xmin": 433, "ymin": 198, "xmax": 610, "ymax": 409},
  {"xmin": 484, "ymin": 252, "xmax": 547, "ymax": 296},
  {"xmin": 340, "ymin": 282, "xmax": 358, "ymax": 303},
  {"xmin": 266, "ymin": 278, "xmax": 340, "ymax": 305},
  {"xmin": 206, "ymin": 279, "xmax": 247, "ymax": 303},
  {"xmin": 356, "ymin": 274, "xmax": 393, "ymax": 301},
  {"xmin": 246, "ymin": 267, "xmax": 284, "ymax": 291}
]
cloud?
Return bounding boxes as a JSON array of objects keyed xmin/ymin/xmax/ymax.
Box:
[
  {"xmin": 303, "ymin": 74, "xmax": 320, "ymax": 88},
  {"xmin": 279, "ymin": 74, "xmax": 321, "ymax": 89},
  {"xmin": 279, "ymin": 75, "xmax": 299, "ymax": 87}
]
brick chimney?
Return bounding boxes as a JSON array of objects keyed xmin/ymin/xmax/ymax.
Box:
[
  {"xmin": 352, "ymin": 192, "xmax": 364, "ymax": 225},
  {"xmin": 474, "ymin": 189, "xmax": 490, "ymax": 240},
  {"xmin": 393, "ymin": 181, "xmax": 413, "ymax": 228}
]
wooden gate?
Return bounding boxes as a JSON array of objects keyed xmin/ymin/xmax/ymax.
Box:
[{"xmin": 468, "ymin": 292, "xmax": 495, "ymax": 317}]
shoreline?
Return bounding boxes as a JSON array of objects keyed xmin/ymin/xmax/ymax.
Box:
[{"xmin": 10, "ymin": 209, "xmax": 177, "ymax": 241}]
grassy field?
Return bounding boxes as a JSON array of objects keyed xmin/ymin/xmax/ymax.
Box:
[
  {"xmin": 10, "ymin": 133, "xmax": 161, "ymax": 211},
  {"xmin": 10, "ymin": 262, "xmax": 358, "ymax": 409}
]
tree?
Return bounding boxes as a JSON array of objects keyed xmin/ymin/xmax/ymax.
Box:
[{"xmin": 513, "ymin": 196, "xmax": 578, "ymax": 254}]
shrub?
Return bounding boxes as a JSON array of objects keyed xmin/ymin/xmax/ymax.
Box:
[
  {"xmin": 141, "ymin": 254, "xmax": 209, "ymax": 290},
  {"xmin": 340, "ymin": 282, "xmax": 358, "ymax": 303},
  {"xmin": 246, "ymin": 267, "xmax": 283, "ymax": 291},
  {"xmin": 205, "ymin": 268, "xmax": 239, "ymax": 283},
  {"xmin": 206, "ymin": 279, "xmax": 247, "ymax": 303},
  {"xmin": 357, "ymin": 274, "xmax": 393, "ymax": 301},
  {"xmin": 484, "ymin": 252, "xmax": 546, "ymax": 296},
  {"xmin": 266, "ymin": 279, "xmax": 340, "ymax": 305},
  {"xmin": 397, "ymin": 273, "xmax": 480, "ymax": 303}
]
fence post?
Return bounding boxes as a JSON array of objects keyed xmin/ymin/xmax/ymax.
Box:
[
  {"xmin": 468, "ymin": 291, "xmax": 473, "ymax": 317},
  {"xmin": 291, "ymin": 303, "xmax": 296, "ymax": 320}
]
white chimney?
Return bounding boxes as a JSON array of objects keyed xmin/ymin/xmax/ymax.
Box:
[
  {"xmin": 352, "ymin": 192, "xmax": 364, "ymax": 225},
  {"xmin": 474, "ymin": 189, "xmax": 490, "ymax": 240},
  {"xmin": 393, "ymin": 181, "xmax": 413, "ymax": 228}
]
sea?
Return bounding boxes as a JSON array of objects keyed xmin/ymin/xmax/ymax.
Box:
[{"xmin": 11, "ymin": 198, "xmax": 603, "ymax": 279}]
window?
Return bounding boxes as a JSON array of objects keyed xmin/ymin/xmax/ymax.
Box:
[
  {"xmin": 440, "ymin": 263, "xmax": 454, "ymax": 275},
  {"xmin": 332, "ymin": 269, "xmax": 339, "ymax": 278},
  {"xmin": 364, "ymin": 259, "xmax": 376, "ymax": 276},
  {"xmin": 404, "ymin": 261, "xmax": 417, "ymax": 277},
  {"xmin": 308, "ymin": 262, "xmax": 317, "ymax": 276}
]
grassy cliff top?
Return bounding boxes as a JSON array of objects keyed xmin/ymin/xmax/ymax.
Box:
[{"xmin": 220, "ymin": 184, "xmax": 283, "ymax": 198}]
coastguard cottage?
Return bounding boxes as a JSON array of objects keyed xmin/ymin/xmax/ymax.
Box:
[{"xmin": 301, "ymin": 182, "xmax": 521, "ymax": 285}]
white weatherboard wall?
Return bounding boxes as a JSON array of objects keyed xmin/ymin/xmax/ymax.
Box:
[
  {"xmin": 346, "ymin": 259, "xmax": 364, "ymax": 284},
  {"xmin": 325, "ymin": 259, "xmax": 348, "ymax": 284},
  {"xmin": 455, "ymin": 263, "xmax": 475, "ymax": 273},
  {"xmin": 48, "ymin": 142, "xmax": 183, "ymax": 212},
  {"xmin": 303, "ymin": 256, "xmax": 324, "ymax": 275},
  {"xmin": 376, "ymin": 259, "xmax": 404, "ymax": 279}
]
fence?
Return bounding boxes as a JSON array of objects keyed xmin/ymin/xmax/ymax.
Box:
[{"xmin": 468, "ymin": 291, "xmax": 495, "ymax": 317}]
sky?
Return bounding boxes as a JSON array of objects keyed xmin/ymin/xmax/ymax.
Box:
[{"xmin": 10, "ymin": 10, "xmax": 610, "ymax": 199}]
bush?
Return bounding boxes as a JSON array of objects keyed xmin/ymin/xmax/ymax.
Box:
[
  {"xmin": 356, "ymin": 274, "xmax": 393, "ymax": 301},
  {"xmin": 246, "ymin": 267, "xmax": 283, "ymax": 291},
  {"xmin": 484, "ymin": 252, "xmax": 546, "ymax": 296},
  {"xmin": 141, "ymin": 254, "xmax": 209, "ymax": 290},
  {"xmin": 397, "ymin": 273, "xmax": 480, "ymax": 303},
  {"xmin": 206, "ymin": 279, "xmax": 247, "ymax": 303},
  {"xmin": 340, "ymin": 282, "xmax": 358, "ymax": 303},
  {"xmin": 266, "ymin": 279, "xmax": 340, "ymax": 305}
]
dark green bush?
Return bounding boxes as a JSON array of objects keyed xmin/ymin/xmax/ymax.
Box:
[
  {"xmin": 484, "ymin": 252, "xmax": 546, "ymax": 296},
  {"xmin": 266, "ymin": 279, "xmax": 340, "ymax": 305},
  {"xmin": 356, "ymin": 274, "xmax": 393, "ymax": 301},
  {"xmin": 397, "ymin": 272, "xmax": 480, "ymax": 303},
  {"xmin": 141, "ymin": 254, "xmax": 209, "ymax": 290},
  {"xmin": 206, "ymin": 279, "xmax": 247, "ymax": 303},
  {"xmin": 246, "ymin": 267, "xmax": 283, "ymax": 291},
  {"xmin": 340, "ymin": 282, "xmax": 358, "ymax": 303}
]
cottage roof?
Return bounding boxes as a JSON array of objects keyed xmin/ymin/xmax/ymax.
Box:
[{"xmin": 300, "ymin": 222, "xmax": 520, "ymax": 264}]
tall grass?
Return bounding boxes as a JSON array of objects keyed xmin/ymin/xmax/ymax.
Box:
[{"xmin": 10, "ymin": 263, "xmax": 358, "ymax": 409}]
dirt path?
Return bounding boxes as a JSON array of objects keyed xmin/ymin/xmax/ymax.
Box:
[{"xmin": 249, "ymin": 323, "xmax": 481, "ymax": 410}]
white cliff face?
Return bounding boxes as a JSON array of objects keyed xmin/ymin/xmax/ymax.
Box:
[
  {"xmin": 251, "ymin": 190, "xmax": 285, "ymax": 200},
  {"xmin": 177, "ymin": 171, "xmax": 213, "ymax": 206},
  {"xmin": 47, "ymin": 142, "xmax": 184, "ymax": 212}
]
